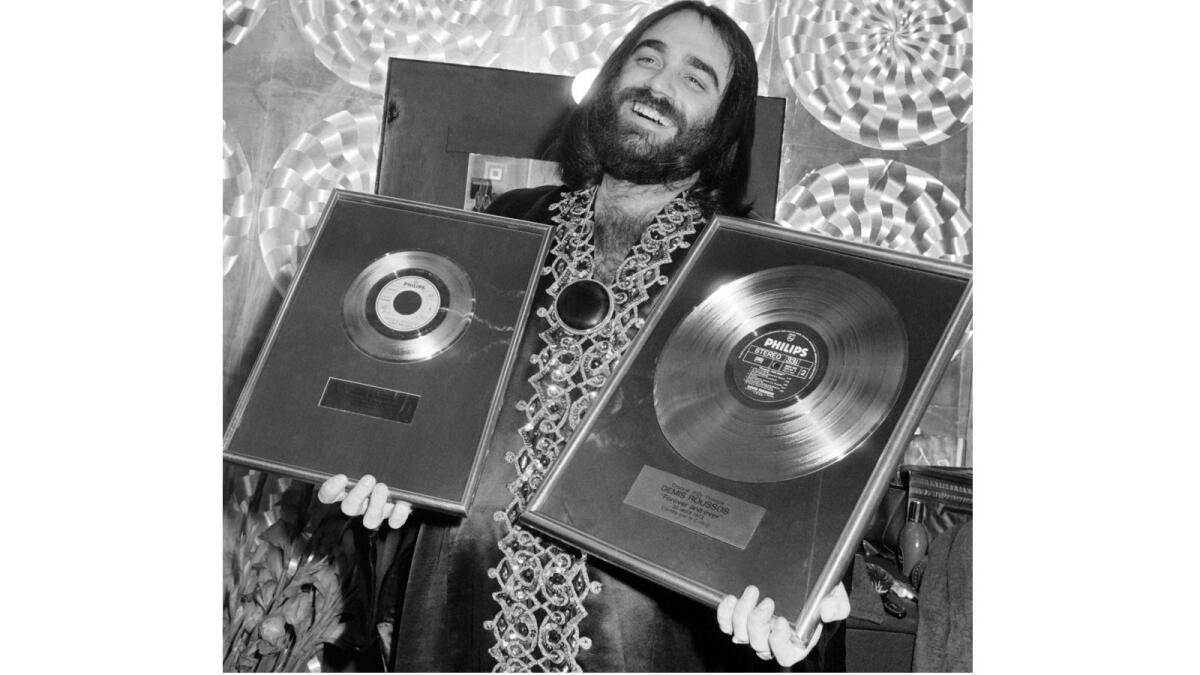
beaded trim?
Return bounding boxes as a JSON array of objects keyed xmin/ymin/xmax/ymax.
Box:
[{"xmin": 484, "ymin": 186, "xmax": 703, "ymax": 672}]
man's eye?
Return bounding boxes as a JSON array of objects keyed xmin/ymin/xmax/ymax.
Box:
[
  {"xmin": 636, "ymin": 56, "xmax": 657, "ymax": 66},
  {"xmin": 685, "ymin": 74, "xmax": 706, "ymax": 91}
]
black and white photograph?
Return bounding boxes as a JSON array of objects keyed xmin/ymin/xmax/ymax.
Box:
[
  {"xmin": 220, "ymin": 1, "xmax": 972, "ymax": 671},
  {"xmin": 11, "ymin": 1, "xmax": 1196, "ymax": 674}
]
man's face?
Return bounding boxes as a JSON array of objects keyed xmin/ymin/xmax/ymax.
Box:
[
  {"xmin": 588, "ymin": 10, "xmax": 734, "ymax": 184},
  {"xmin": 613, "ymin": 10, "xmax": 731, "ymax": 146}
]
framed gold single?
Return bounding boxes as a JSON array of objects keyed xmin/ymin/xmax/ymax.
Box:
[{"xmin": 224, "ymin": 190, "xmax": 554, "ymax": 515}]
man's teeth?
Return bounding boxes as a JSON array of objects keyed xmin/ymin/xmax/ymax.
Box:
[{"xmin": 632, "ymin": 102, "xmax": 673, "ymax": 127}]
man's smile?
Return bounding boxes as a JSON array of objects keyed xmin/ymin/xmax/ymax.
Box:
[{"xmin": 623, "ymin": 100, "xmax": 678, "ymax": 134}]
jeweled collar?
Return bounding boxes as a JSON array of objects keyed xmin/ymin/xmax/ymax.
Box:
[{"xmin": 486, "ymin": 185, "xmax": 705, "ymax": 671}]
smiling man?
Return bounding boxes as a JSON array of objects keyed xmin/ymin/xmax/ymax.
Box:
[
  {"xmin": 556, "ymin": 6, "xmax": 745, "ymax": 288},
  {"xmin": 319, "ymin": 2, "xmax": 848, "ymax": 671},
  {"xmin": 586, "ymin": 10, "xmax": 731, "ymax": 191}
]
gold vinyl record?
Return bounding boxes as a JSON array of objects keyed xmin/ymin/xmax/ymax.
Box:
[
  {"xmin": 653, "ymin": 265, "xmax": 907, "ymax": 483},
  {"xmin": 342, "ymin": 251, "xmax": 474, "ymax": 363}
]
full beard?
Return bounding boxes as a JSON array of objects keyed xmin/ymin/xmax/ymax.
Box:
[{"xmin": 586, "ymin": 84, "xmax": 718, "ymax": 186}]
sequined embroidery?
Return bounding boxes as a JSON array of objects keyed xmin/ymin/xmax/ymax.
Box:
[{"xmin": 484, "ymin": 186, "xmax": 704, "ymax": 672}]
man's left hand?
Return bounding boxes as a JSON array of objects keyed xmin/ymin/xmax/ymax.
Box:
[{"xmin": 716, "ymin": 583, "xmax": 850, "ymax": 666}]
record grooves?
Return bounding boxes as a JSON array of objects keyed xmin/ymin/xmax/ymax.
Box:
[
  {"xmin": 653, "ymin": 265, "xmax": 908, "ymax": 483},
  {"xmin": 342, "ymin": 250, "xmax": 475, "ymax": 363}
]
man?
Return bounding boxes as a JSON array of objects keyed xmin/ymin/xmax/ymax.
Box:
[{"xmin": 319, "ymin": 2, "xmax": 849, "ymax": 670}]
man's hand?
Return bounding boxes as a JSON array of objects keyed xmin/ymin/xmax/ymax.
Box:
[
  {"xmin": 716, "ymin": 583, "xmax": 850, "ymax": 666},
  {"xmin": 317, "ymin": 474, "xmax": 413, "ymax": 530}
]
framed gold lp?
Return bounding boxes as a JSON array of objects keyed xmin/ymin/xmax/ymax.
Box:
[
  {"xmin": 224, "ymin": 191, "xmax": 553, "ymax": 516},
  {"xmin": 520, "ymin": 217, "xmax": 972, "ymax": 641}
]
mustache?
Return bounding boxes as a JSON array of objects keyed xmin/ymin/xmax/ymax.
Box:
[{"xmin": 613, "ymin": 86, "xmax": 685, "ymax": 129}]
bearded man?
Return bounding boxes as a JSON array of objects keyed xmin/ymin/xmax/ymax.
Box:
[{"xmin": 319, "ymin": 2, "xmax": 850, "ymax": 670}]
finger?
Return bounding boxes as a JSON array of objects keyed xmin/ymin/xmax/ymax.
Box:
[
  {"xmin": 767, "ymin": 617, "xmax": 800, "ymax": 665},
  {"xmin": 387, "ymin": 501, "xmax": 413, "ymax": 529},
  {"xmin": 820, "ymin": 582, "xmax": 851, "ymax": 623},
  {"xmin": 317, "ymin": 474, "xmax": 349, "ymax": 504},
  {"xmin": 716, "ymin": 595, "xmax": 736, "ymax": 634},
  {"xmin": 746, "ymin": 596, "xmax": 775, "ymax": 655},
  {"xmin": 768, "ymin": 616, "xmax": 822, "ymax": 667},
  {"xmin": 362, "ymin": 482, "xmax": 390, "ymax": 530},
  {"xmin": 341, "ymin": 475, "xmax": 376, "ymax": 517},
  {"xmin": 730, "ymin": 585, "xmax": 759, "ymax": 644}
]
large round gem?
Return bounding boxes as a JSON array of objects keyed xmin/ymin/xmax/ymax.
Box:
[{"xmin": 555, "ymin": 279, "xmax": 611, "ymax": 332}]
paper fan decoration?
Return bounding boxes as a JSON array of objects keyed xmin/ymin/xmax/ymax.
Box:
[
  {"xmin": 776, "ymin": 159, "xmax": 971, "ymax": 263},
  {"xmin": 257, "ymin": 106, "xmax": 381, "ymax": 292},
  {"xmin": 288, "ymin": 0, "xmax": 528, "ymax": 94},
  {"xmin": 224, "ymin": 0, "xmax": 270, "ymax": 51},
  {"xmin": 223, "ymin": 121, "xmax": 254, "ymax": 276},
  {"xmin": 777, "ymin": 0, "xmax": 972, "ymax": 149}
]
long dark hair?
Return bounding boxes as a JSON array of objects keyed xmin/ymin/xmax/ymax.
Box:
[{"xmin": 552, "ymin": 1, "xmax": 758, "ymax": 216}]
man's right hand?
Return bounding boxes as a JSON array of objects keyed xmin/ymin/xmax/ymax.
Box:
[{"xmin": 317, "ymin": 474, "xmax": 413, "ymax": 530}]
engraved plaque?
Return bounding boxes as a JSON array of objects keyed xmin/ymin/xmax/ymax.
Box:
[
  {"xmin": 318, "ymin": 377, "xmax": 420, "ymax": 425},
  {"xmin": 623, "ymin": 466, "xmax": 765, "ymax": 549}
]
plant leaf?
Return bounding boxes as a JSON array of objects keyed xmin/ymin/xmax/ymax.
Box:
[{"xmin": 261, "ymin": 519, "xmax": 294, "ymax": 553}]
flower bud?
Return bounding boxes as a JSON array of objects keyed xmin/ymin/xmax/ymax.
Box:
[
  {"xmin": 259, "ymin": 615, "xmax": 288, "ymax": 649},
  {"xmin": 281, "ymin": 593, "xmax": 313, "ymax": 627},
  {"xmin": 242, "ymin": 603, "xmax": 264, "ymax": 630},
  {"xmin": 256, "ymin": 580, "xmax": 278, "ymax": 607}
]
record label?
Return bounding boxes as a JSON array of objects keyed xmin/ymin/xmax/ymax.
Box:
[
  {"xmin": 370, "ymin": 273, "xmax": 443, "ymax": 336},
  {"xmin": 726, "ymin": 321, "xmax": 826, "ymax": 409}
]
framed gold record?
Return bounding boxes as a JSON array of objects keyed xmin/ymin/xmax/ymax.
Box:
[
  {"xmin": 522, "ymin": 216, "xmax": 971, "ymax": 643},
  {"xmin": 224, "ymin": 191, "xmax": 553, "ymax": 515}
]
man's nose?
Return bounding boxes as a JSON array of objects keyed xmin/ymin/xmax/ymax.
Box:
[{"xmin": 643, "ymin": 67, "xmax": 676, "ymax": 101}]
